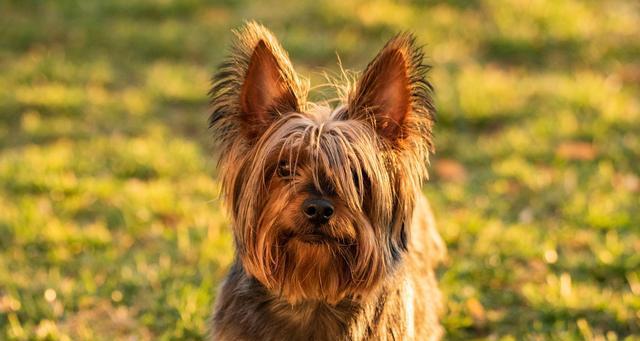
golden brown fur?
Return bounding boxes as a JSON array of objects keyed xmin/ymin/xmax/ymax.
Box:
[{"xmin": 208, "ymin": 22, "xmax": 445, "ymax": 340}]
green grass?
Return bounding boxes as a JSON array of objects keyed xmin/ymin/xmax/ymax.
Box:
[{"xmin": 1, "ymin": 0, "xmax": 639, "ymax": 339}]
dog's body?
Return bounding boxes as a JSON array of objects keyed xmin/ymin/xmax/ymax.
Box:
[
  {"xmin": 208, "ymin": 23, "xmax": 445, "ymax": 340},
  {"xmin": 212, "ymin": 194, "xmax": 444, "ymax": 340}
]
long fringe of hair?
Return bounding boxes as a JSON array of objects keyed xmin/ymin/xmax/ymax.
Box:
[{"xmin": 209, "ymin": 22, "xmax": 436, "ymax": 303}]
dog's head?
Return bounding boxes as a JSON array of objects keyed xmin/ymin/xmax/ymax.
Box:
[{"xmin": 210, "ymin": 22, "xmax": 434, "ymax": 304}]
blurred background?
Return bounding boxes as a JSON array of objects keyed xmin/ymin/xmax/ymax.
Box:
[{"xmin": 1, "ymin": 0, "xmax": 639, "ymax": 339}]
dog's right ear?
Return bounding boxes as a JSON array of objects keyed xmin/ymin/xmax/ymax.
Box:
[
  {"xmin": 346, "ymin": 33, "xmax": 434, "ymax": 151},
  {"xmin": 209, "ymin": 22, "xmax": 303, "ymax": 143}
]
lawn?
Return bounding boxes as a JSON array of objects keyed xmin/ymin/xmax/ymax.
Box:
[{"xmin": 0, "ymin": 0, "xmax": 639, "ymax": 339}]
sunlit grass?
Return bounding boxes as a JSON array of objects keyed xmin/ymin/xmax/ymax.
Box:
[{"xmin": 1, "ymin": 0, "xmax": 638, "ymax": 339}]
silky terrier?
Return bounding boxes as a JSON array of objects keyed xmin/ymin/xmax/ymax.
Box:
[{"xmin": 208, "ymin": 22, "xmax": 445, "ymax": 340}]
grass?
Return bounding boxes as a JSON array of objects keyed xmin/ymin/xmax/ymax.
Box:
[{"xmin": 0, "ymin": 0, "xmax": 639, "ymax": 339}]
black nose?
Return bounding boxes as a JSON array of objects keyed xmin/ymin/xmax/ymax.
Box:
[{"xmin": 302, "ymin": 199, "xmax": 334, "ymax": 224}]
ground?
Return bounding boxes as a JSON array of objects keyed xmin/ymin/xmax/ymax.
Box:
[{"xmin": 0, "ymin": 0, "xmax": 639, "ymax": 339}]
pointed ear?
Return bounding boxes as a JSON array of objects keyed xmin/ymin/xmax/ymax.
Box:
[
  {"xmin": 347, "ymin": 34, "xmax": 434, "ymax": 147},
  {"xmin": 210, "ymin": 22, "xmax": 302, "ymax": 142},
  {"xmin": 240, "ymin": 40, "xmax": 298, "ymax": 137}
]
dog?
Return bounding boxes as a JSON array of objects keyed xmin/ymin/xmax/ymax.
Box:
[{"xmin": 208, "ymin": 22, "xmax": 446, "ymax": 340}]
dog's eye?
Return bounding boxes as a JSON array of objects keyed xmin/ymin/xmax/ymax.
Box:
[
  {"xmin": 277, "ymin": 160, "xmax": 293, "ymax": 178},
  {"xmin": 352, "ymin": 169, "xmax": 370, "ymax": 191}
]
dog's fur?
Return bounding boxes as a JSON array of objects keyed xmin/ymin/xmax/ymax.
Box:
[{"xmin": 208, "ymin": 22, "xmax": 445, "ymax": 340}]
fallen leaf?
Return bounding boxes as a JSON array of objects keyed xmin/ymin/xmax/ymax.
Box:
[
  {"xmin": 434, "ymin": 158, "xmax": 467, "ymax": 182},
  {"xmin": 466, "ymin": 297, "xmax": 487, "ymax": 328},
  {"xmin": 556, "ymin": 142, "xmax": 597, "ymax": 161}
]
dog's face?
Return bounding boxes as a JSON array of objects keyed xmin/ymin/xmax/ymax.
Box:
[{"xmin": 210, "ymin": 23, "xmax": 434, "ymax": 304}]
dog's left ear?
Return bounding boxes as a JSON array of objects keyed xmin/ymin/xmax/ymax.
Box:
[
  {"xmin": 347, "ymin": 34, "xmax": 434, "ymax": 148},
  {"xmin": 238, "ymin": 39, "xmax": 300, "ymax": 140},
  {"xmin": 210, "ymin": 22, "xmax": 303, "ymax": 143}
]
